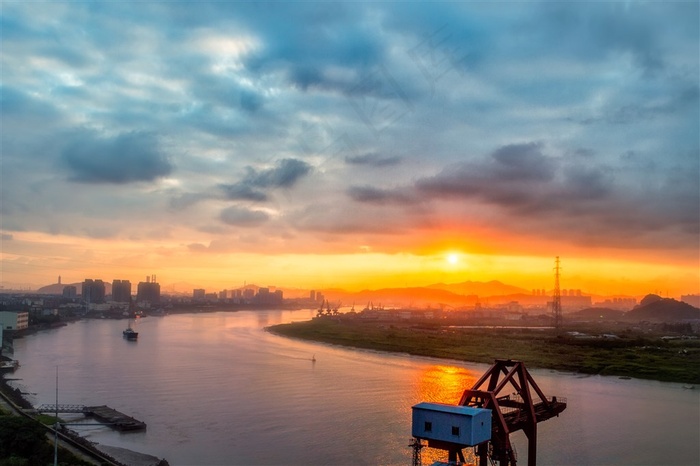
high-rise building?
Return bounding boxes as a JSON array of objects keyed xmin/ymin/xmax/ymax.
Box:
[
  {"xmin": 62, "ymin": 285, "xmax": 77, "ymax": 298},
  {"xmin": 254, "ymin": 287, "xmax": 283, "ymax": 305},
  {"xmin": 193, "ymin": 289, "xmax": 205, "ymax": 300},
  {"xmin": 137, "ymin": 275, "xmax": 160, "ymax": 305},
  {"xmin": 82, "ymin": 279, "xmax": 106, "ymax": 304},
  {"xmin": 112, "ymin": 279, "xmax": 132, "ymax": 302}
]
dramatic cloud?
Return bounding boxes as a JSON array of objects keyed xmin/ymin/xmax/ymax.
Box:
[
  {"xmin": 345, "ymin": 153, "xmax": 402, "ymax": 167},
  {"xmin": 219, "ymin": 158, "xmax": 312, "ymax": 201},
  {"xmin": 347, "ymin": 186, "xmax": 417, "ymax": 205},
  {"xmin": 61, "ymin": 132, "xmax": 173, "ymax": 184},
  {"xmin": 0, "ymin": 1, "xmax": 697, "ymax": 291},
  {"xmin": 345, "ymin": 141, "xmax": 698, "ymax": 250},
  {"xmin": 220, "ymin": 206, "xmax": 269, "ymax": 227},
  {"xmin": 415, "ymin": 143, "xmax": 558, "ymax": 202}
]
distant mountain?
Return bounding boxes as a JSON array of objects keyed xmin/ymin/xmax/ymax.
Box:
[
  {"xmin": 161, "ymin": 281, "xmax": 200, "ymax": 295},
  {"xmin": 36, "ymin": 283, "xmax": 67, "ymax": 295},
  {"xmin": 639, "ymin": 294, "xmax": 663, "ymax": 306},
  {"xmin": 426, "ymin": 280, "xmax": 529, "ymax": 297},
  {"xmin": 322, "ymin": 286, "xmax": 479, "ymax": 309},
  {"xmin": 36, "ymin": 282, "xmax": 112, "ymax": 295},
  {"xmin": 625, "ymin": 295, "xmax": 700, "ymax": 321}
]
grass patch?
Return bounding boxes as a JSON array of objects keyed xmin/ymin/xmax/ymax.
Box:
[
  {"xmin": 35, "ymin": 414, "xmax": 64, "ymax": 425},
  {"xmin": 268, "ymin": 319, "xmax": 700, "ymax": 384}
]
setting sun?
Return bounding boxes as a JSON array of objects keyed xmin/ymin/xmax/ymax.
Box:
[{"xmin": 446, "ymin": 253, "xmax": 460, "ymax": 265}]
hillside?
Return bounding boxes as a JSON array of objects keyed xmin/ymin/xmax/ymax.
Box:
[
  {"xmin": 625, "ymin": 295, "xmax": 700, "ymax": 321},
  {"xmin": 35, "ymin": 282, "xmax": 113, "ymax": 295},
  {"xmin": 425, "ymin": 280, "xmax": 528, "ymax": 297},
  {"xmin": 321, "ymin": 286, "xmax": 479, "ymax": 309}
]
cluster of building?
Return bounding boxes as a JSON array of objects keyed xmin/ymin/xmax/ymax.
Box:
[
  {"xmin": 193, "ymin": 287, "xmax": 284, "ymax": 305},
  {"xmin": 0, "ymin": 275, "xmax": 163, "ymax": 332},
  {"xmin": 0, "ymin": 279, "xmax": 332, "ymax": 333},
  {"xmin": 191, "ymin": 287, "xmax": 326, "ymax": 307},
  {"xmin": 68, "ymin": 275, "xmax": 161, "ymax": 308}
]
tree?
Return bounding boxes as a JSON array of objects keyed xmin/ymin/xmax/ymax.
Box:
[{"xmin": 0, "ymin": 415, "xmax": 52, "ymax": 465}]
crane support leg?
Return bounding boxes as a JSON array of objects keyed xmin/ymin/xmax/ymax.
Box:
[
  {"xmin": 459, "ymin": 359, "xmax": 567, "ymax": 466},
  {"xmin": 477, "ymin": 443, "xmax": 488, "ymax": 466},
  {"xmin": 411, "ymin": 360, "xmax": 566, "ymax": 466}
]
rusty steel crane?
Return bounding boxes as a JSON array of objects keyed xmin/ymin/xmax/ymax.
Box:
[{"xmin": 412, "ymin": 359, "xmax": 566, "ymax": 466}]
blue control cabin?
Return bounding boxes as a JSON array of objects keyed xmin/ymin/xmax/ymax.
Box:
[{"xmin": 412, "ymin": 402, "xmax": 491, "ymax": 447}]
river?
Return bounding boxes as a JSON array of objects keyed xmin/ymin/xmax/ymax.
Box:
[{"xmin": 7, "ymin": 310, "xmax": 700, "ymax": 465}]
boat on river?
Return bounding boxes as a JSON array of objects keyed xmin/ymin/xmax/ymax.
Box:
[{"xmin": 123, "ymin": 322, "xmax": 138, "ymax": 340}]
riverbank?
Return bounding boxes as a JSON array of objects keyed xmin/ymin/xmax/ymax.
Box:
[
  {"xmin": 0, "ymin": 374, "xmax": 168, "ymax": 466},
  {"xmin": 268, "ymin": 318, "xmax": 700, "ymax": 384}
]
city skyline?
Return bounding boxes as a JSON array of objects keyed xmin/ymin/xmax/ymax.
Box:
[
  {"xmin": 1, "ymin": 2, "xmax": 698, "ymax": 297},
  {"xmin": 9, "ymin": 271, "xmax": 694, "ymax": 302}
]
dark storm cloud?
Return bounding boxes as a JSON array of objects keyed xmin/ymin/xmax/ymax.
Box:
[
  {"xmin": 219, "ymin": 206, "xmax": 269, "ymax": 227},
  {"xmin": 61, "ymin": 132, "xmax": 173, "ymax": 184},
  {"xmin": 219, "ymin": 184, "xmax": 268, "ymax": 202},
  {"xmin": 560, "ymin": 165, "xmax": 613, "ymax": 201},
  {"xmin": 357, "ymin": 140, "xmax": 697, "ymax": 247},
  {"xmin": 249, "ymin": 158, "xmax": 312, "ymax": 188},
  {"xmin": 219, "ymin": 158, "xmax": 312, "ymax": 201},
  {"xmin": 238, "ymin": 3, "xmax": 387, "ymax": 96},
  {"xmin": 347, "ymin": 186, "xmax": 417, "ymax": 205},
  {"xmin": 345, "ymin": 153, "xmax": 402, "ymax": 167},
  {"xmin": 415, "ymin": 143, "xmax": 557, "ymax": 202},
  {"xmin": 490, "ymin": 143, "xmax": 556, "ymax": 182}
]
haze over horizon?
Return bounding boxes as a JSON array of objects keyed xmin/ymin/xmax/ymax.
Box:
[{"xmin": 1, "ymin": 2, "xmax": 698, "ymax": 297}]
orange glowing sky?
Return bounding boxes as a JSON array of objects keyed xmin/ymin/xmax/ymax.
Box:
[{"xmin": 1, "ymin": 2, "xmax": 698, "ymax": 298}]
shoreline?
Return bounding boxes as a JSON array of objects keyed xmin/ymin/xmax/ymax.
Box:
[
  {"xmin": 93, "ymin": 444, "xmax": 165, "ymax": 466},
  {"xmin": 0, "ymin": 373, "xmax": 168, "ymax": 466},
  {"xmin": 267, "ymin": 318, "xmax": 700, "ymax": 385}
]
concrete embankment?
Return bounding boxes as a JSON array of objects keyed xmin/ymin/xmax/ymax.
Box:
[{"xmin": 0, "ymin": 375, "xmax": 167, "ymax": 466}]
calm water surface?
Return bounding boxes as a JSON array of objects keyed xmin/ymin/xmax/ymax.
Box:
[{"xmin": 8, "ymin": 310, "xmax": 700, "ymax": 466}]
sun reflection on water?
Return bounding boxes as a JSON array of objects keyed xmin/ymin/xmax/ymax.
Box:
[
  {"xmin": 417, "ymin": 364, "xmax": 479, "ymax": 404},
  {"xmin": 414, "ymin": 364, "xmax": 482, "ymax": 465}
]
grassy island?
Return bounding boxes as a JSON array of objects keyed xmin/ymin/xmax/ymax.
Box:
[{"xmin": 268, "ymin": 318, "xmax": 700, "ymax": 384}]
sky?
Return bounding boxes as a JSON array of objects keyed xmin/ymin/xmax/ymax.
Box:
[{"xmin": 1, "ymin": 1, "xmax": 698, "ymax": 297}]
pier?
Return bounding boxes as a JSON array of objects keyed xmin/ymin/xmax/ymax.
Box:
[{"xmin": 36, "ymin": 404, "xmax": 147, "ymax": 431}]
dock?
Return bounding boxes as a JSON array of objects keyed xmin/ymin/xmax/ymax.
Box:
[
  {"xmin": 0, "ymin": 360, "xmax": 19, "ymax": 373},
  {"xmin": 36, "ymin": 404, "xmax": 147, "ymax": 431},
  {"xmin": 86, "ymin": 405, "xmax": 147, "ymax": 431}
]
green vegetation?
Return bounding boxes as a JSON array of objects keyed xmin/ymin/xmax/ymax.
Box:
[
  {"xmin": 0, "ymin": 414, "xmax": 54, "ymax": 466},
  {"xmin": 268, "ymin": 319, "xmax": 700, "ymax": 384},
  {"xmin": 0, "ymin": 412, "xmax": 93, "ymax": 466},
  {"xmin": 35, "ymin": 414, "xmax": 63, "ymax": 425}
]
